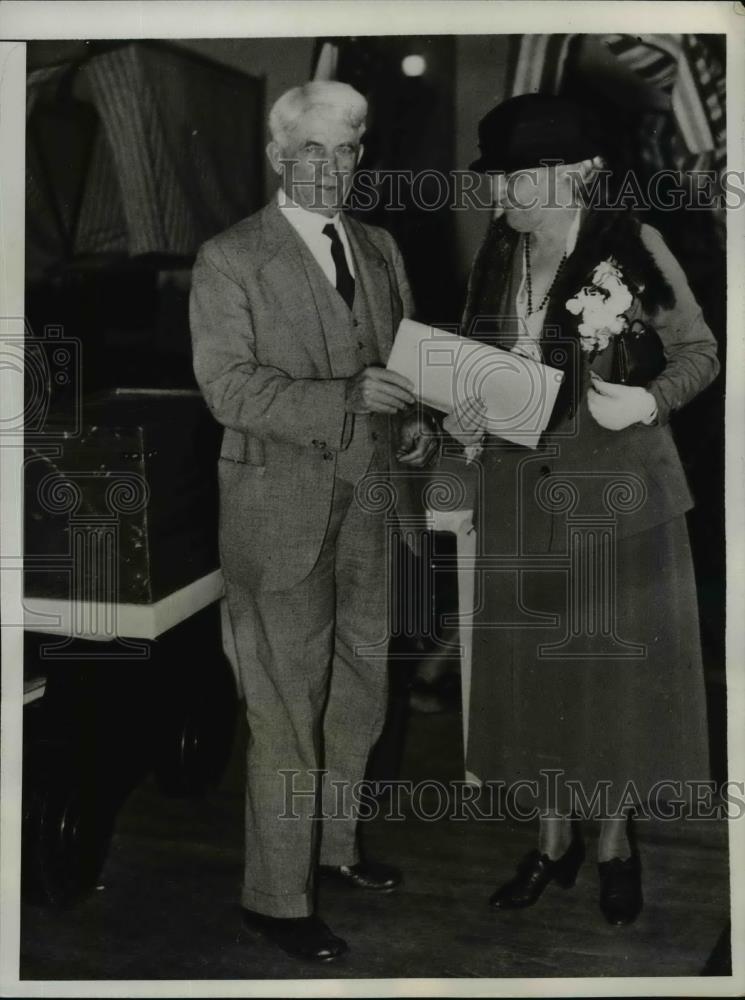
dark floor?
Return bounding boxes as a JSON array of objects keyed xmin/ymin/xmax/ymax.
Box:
[{"xmin": 20, "ymin": 703, "xmax": 731, "ymax": 982}]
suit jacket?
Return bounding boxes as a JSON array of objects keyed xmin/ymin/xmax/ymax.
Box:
[
  {"xmin": 189, "ymin": 199, "xmax": 413, "ymax": 591},
  {"xmin": 461, "ymin": 210, "xmax": 720, "ymax": 541}
]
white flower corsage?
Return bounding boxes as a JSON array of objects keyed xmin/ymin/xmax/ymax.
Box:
[{"xmin": 565, "ymin": 258, "xmax": 634, "ymax": 355}]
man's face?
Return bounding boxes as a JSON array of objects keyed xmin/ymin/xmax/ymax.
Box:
[{"xmin": 269, "ymin": 107, "xmax": 361, "ymax": 217}]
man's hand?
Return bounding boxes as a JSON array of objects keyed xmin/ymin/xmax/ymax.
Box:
[
  {"xmin": 346, "ymin": 366, "xmax": 415, "ymax": 414},
  {"xmin": 396, "ymin": 407, "xmax": 441, "ymax": 467},
  {"xmin": 587, "ymin": 374, "xmax": 658, "ymax": 431}
]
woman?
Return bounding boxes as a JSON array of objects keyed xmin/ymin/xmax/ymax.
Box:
[{"xmin": 446, "ymin": 94, "xmax": 720, "ymax": 924}]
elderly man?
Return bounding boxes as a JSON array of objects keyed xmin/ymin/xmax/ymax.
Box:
[{"xmin": 190, "ymin": 81, "xmax": 436, "ymax": 962}]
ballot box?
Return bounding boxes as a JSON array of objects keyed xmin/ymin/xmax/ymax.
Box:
[
  {"xmin": 21, "ymin": 388, "xmax": 236, "ymax": 908},
  {"xmin": 24, "ymin": 387, "xmax": 222, "ymax": 606}
]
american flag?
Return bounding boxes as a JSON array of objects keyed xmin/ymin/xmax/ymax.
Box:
[{"xmin": 506, "ymin": 33, "xmax": 726, "ymax": 179}]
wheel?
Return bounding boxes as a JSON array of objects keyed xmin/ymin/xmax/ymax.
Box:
[
  {"xmin": 21, "ymin": 656, "xmax": 146, "ymax": 909},
  {"xmin": 22, "ymin": 763, "xmax": 115, "ymax": 908},
  {"xmin": 153, "ymin": 656, "xmax": 237, "ymax": 797}
]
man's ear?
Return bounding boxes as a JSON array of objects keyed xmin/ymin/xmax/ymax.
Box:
[{"xmin": 266, "ymin": 141, "xmax": 283, "ymax": 176}]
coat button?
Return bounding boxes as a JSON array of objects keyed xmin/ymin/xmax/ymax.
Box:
[
  {"xmin": 323, "ymin": 450, "xmax": 334, "ymax": 461},
  {"xmin": 540, "ymin": 465, "xmax": 551, "ymax": 477}
]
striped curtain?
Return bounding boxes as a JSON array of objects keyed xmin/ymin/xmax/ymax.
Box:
[
  {"xmin": 26, "ymin": 43, "xmax": 262, "ymax": 267},
  {"xmin": 82, "ymin": 45, "xmax": 198, "ymax": 256}
]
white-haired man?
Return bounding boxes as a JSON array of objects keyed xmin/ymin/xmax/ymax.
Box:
[{"xmin": 190, "ymin": 81, "xmax": 436, "ymax": 962}]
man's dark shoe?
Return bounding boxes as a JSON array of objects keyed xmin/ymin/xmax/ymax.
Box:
[
  {"xmin": 241, "ymin": 909, "xmax": 348, "ymax": 962},
  {"xmin": 319, "ymin": 861, "xmax": 402, "ymax": 892},
  {"xmin": 598, "ymin": 854, "xmax": 643, "ymax": 925}
]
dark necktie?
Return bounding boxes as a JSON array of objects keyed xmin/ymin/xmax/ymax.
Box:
[{"xmin": 322, "ymin": 223, "xmax": 355, "ymax": 311}]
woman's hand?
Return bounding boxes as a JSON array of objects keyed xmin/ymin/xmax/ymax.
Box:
[
  {"xmin": 587, "ymin": 374, "xmax": 658, "ymax": 431},
  {"xmin": 443, "ymin": 397, "xmax": 488, "ymax": 446},
  {"xmin": 396, "ymin": 407, "xmax": 441, "ymax": 467}
]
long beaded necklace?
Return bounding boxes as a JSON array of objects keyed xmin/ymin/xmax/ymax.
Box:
[{"xmin": 524, "ymin": 233, "xmax": 568, "ymax": 316}]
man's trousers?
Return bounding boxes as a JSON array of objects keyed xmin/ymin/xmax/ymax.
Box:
[{"xmin": 223, "ymin": 475, "xmax": 391, "ymax": 918}]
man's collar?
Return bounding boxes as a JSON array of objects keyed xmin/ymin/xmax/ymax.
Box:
[{"xmin": 276, "ymin": 189, "xmax": 341, "ymax": 230}]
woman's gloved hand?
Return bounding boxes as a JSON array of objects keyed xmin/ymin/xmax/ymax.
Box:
[
  {"xmin": 396, "ymin": 405, "xmax": 441, "ymax": 467},
  {"xmin": 443, "ymin": 397, "xmax": 488, "ymax": 446},
  {"xmin": 587, "ymin": 373, "xmax": 658, "ymax": 431}
]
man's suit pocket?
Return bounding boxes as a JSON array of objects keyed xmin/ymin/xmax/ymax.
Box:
[
  {"xmin": 219, "ymin": 427, "xmax": 266, "ymax": 467},
  {"xmin": 219, "ymin": 457, "xmax": 266, "ymax": 477}
]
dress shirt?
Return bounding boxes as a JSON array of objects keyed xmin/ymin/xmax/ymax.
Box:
[{"xmin": 277, "ymin": 190, "xmax": 356, "ymax": 288}]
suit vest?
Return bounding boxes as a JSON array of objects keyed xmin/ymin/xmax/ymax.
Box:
[{"xmin": 296, "ymin": 238, "xmax": 385, "ymax": 484}]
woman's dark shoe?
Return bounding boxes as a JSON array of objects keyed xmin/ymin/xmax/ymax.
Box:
[
  {"xmin": 489, "ymin": 836, "xmax": 585, "ymax": 910},
  {"xmin": 597, "ymin": 854, "xmax": 643, "ymax": 925}
]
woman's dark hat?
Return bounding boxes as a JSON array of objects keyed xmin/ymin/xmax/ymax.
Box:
[{"xmin": 469, "ymin": 93, "xmax": 605, "ymax": 173}]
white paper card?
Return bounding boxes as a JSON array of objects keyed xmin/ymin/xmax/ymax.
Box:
[{"xmin": 387, "ymin": 318, "xmax": 565, "ymax": 449}]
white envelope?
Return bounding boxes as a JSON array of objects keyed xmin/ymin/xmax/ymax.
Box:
[{"xmin": 387, "ymin": 318, "xmax": 565, "ymax": 449}]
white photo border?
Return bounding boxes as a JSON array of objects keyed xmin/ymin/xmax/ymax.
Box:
[{"xmin": 1, "ymin": 2, "xmax": 743, "ymax": 997}]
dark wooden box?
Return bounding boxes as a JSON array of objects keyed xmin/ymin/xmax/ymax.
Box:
[{"xmin": 25, "ymin": 388, "xmax": 221, "ymax": 605}]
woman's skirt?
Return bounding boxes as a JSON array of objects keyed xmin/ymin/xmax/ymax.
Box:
[{"xmin": 465, "ymin": 490, "xmax": 711, "ymax": 816}]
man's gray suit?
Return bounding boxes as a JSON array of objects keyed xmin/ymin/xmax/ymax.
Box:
[{"xmin": 190, "ymin": 199, "xmax": 413, "ymax": 917}]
